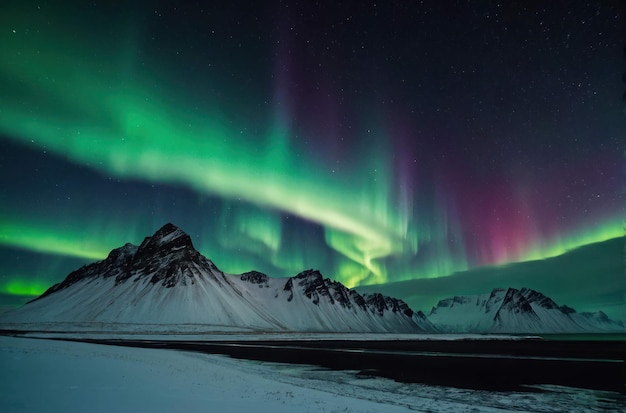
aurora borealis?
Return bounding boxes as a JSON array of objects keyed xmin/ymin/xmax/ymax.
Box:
[{"xmin": 0, "ymin": 1, "xmax": 624, "ymax": 319}]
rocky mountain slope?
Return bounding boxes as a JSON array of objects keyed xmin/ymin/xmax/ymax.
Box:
[
  {"xmin": 3, "ymin": 223, "xmax": 621, "ymax": 334},
  {"xmin": 3, "ymin": 224, "xmax": 425, "ymax": 333},
  {"xmin": 428, "ymin": 287, "xmax": 624, "ymax": 333}
]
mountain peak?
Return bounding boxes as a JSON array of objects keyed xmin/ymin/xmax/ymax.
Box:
[
  {"xmin": 157, "ymin": 222, "xmax": 182, "ymax": 234},
  {"xmin": 519, "ymin": 287, "xmax": 560, "ymax": 309},
  {"xmin": 137, "ymin": 223, "xmax": 194, "ymax": 254},
  {"xmin": 13, "ymin": 224, "xmax": 425, "ymax": 333},
  {"xmin": 152, "ymin": 222, "xmax": 191, "ymax": 244},
  {"xmin": 295, "ymin": 269, "xmax": 324, "ymax": 282}
]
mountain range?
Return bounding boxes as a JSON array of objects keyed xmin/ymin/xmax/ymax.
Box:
[
  {"xmin": 356, "ymin": 236, "xmax": 624, "ymax": 325},
  {"xmin": 428, "ymin": 287, "xmax": 623, "ymax": 333},
  {"xmin": 2, "ymin": 224, "xmax": 427, "ymax": 333},
  {"xmin": 1, "ymin": 224, "xmax": 622, "ymax": 334}
]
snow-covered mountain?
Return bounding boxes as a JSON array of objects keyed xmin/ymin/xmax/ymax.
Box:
[
  {"xmin": 2, "ymin": 223, "xmax": 426, "ymax": 333},
  {"xmin": 428, "ymin": 287, "xmax": 624, "ymax": 333},
  {"xmin": 3, "ymin": 224, "xmax": 620, "ymax": 334}
]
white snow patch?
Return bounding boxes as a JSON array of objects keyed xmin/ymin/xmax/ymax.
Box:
[{"xmin": 0, "ymin": 336, "xmax": 409, "ymax": 413}]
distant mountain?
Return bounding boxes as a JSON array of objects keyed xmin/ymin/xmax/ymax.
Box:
[
  {"xmin": 428, "ymin": 287, "xmax": 624, "ymax": 334},
  {"xmin": 1, "ymin": 223, "xmax": 426, "ymax": 333},
  {"xmin": 357, "ymin": 237, "xmax": 624, "ymax": 325}
]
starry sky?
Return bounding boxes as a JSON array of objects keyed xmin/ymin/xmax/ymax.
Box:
[{"xmin": 0, "ymin": 1, "xmax": 624, "ymax": 319}]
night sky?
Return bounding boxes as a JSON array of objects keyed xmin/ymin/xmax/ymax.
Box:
[{"xmin": 0, "ymin": 1, "xmax": 624, "ymax": 319}]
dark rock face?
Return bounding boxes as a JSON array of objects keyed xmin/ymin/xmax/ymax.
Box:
[
  {"xmin": 240, "ymin": 271, "xmax": 269, "ymax": 287},
  {"xmin": 499, "ymin": 288, "xmax": 536, "ymax": 315},
  {"xmin": 293, "ymin": 270, "xmax": 331, "ymax": 305},
  {"xmin": 349, "ymin": 290, "xmax": 366, "ymax": 308},
  {"xmin": 430, "ymin": 287, "xmax": 561, "ymax": 320},
  {"xmin": 430, "ymin": 287, "xmax": 594, "ymax": 324},
  {"xmin": 520, "ymin": 287, "xmax": 559, "ymax": 310},
  {"xmin": 494, "ymin": 288, "xmax": 539, "ymax": 325},
  {"xmin": 582, "ymin": 310, "xmax": 610, "ymax": 323},
  {"xmin": 286, "ymin": 269, "xmax": 355, "ymax": 307},
  {"xmin": 363, "ymin": 293, "xmax": 386, "ymax": 315},
  {"xmin": 36, "ymin": 223, "xmax": 224, "ymax": 300},
  {"xmin": 414, "ymin": 310, "xmax": 428, "ymax": 320},
  {"xmin": 283, "ymin": 278, "xmax": 295, "ymax": 301},
  {"xmin": 434, "ymin": 295, "xmax": 473, "ymax": 310},
  {"xmin": 363, "ymin": 293, "xmax": 414, "ymax": 317},
  {"xmin": 37, "ymin": 243, "xmax": 138, "ymax": 300},
  {"xmin": 484, "ymin": 288, "xmax": 506, "ymax": 313},
  {"xmin": 282, "ymin": 269, "xmax": 414, "ymax": 319},
  {"xmin": 118, "ymin": 223, "xmax": 219, "ymax": 288},
  {"xmin": 240, "ymin": 271, "xmax": 269, "ymax": 284},
  {"xmin": 428, "ymin": 287, "xmax": 624, "ymax": 333}
]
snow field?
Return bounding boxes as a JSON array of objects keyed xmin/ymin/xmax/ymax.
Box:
[{"xmin": 0, "ymin": 336, "xmax": 414, "ymax": 413}]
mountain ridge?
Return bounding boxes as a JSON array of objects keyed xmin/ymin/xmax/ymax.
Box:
[
  {"xmin": 5, "ymin": 224, "xmax": 623, "ymax": 334},
  {"xmin": 356, "ymin": 236, "xmax": 624, "ymax": 324},
  {"xmin": 429, "ymin": 287, "xmax": 624, "ymax": 333},
  {"xmin": 9, "ymin": 223, "xmax": 425, "ymax": 333}
]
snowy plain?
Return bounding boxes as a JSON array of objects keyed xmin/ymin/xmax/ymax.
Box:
[
  {"xmin": 0, "ymin": 320, "xmax": 541, "ymax": 341},
  {"xmin": 1, "ymin": 336, "xmax": 624, "ymax": 413}
]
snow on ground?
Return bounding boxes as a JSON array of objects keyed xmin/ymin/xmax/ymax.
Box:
[
  {"xmin": 1, "ymin": 336, "xmax": 623, "ymax": 413},
  {"xmin": 0, "ymin": 336, "xmax": 413, "ymax": 413},
  {"xmin": 0, "ymin": 321, "xmax": 539, "ymax": 341}
]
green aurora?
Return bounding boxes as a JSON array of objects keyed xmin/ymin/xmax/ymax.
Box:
[{"xmin": 0, "ymin": 1, "xmax": 623, "ymax": 319}]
